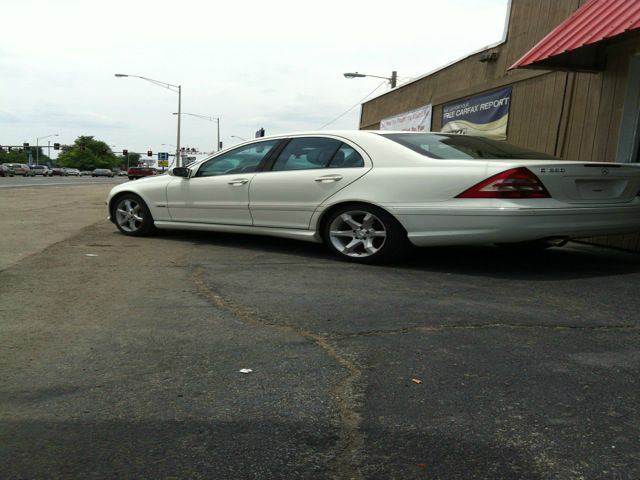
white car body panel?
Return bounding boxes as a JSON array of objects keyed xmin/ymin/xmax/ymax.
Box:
[
  {"xmin": 166, "ymin": 174, "xmax": 256, "ymax": 226},
  {"xmin": 107, "ymin": 130, "xmax": 640, "ymax": 250},
  {"xmin": 249, "ymin": 167, "xmax": 371, "ymax": 229}
]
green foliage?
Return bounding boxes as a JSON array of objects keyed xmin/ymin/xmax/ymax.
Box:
[
  {"xmin": 0, "ymin": 147, "xmax": 50, "ymax": 164},
  {"xmin": 56, "ymin": 136, "xmax": 119, "ymax": 170}
]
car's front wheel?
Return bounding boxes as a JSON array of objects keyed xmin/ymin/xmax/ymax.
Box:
[
  {"xmin": 113, "ymin": 194, "xmax": 157, "ymax": 236},
  {"xmin": 323, "ymin": 204, "xmax": 410, "ymax": 263}
]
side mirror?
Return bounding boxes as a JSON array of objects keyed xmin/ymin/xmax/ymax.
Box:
[{"xmin": 172, "ymin": 167, "xmax": 191, "ymax": 178}]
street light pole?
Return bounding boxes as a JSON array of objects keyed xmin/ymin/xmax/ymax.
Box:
[
  {"xmin": 343, "ymin": 71, "xmax": 398, "ymax": 88},
  {"xmin": 114, "ymin": 73, "xmax": 182, "ymax": 167},
  {"xmin": 177, "ymin": 85, "xmax": 182, "ymax": 164},
  {"xmin": 36, "ymin": 133, "xmax": 58, "ymax": 165},
  {"xmin": 173, "ymin": 112, "xmax": 221, "ymax": 152}
]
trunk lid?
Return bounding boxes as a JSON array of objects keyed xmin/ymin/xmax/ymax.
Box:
[{"xmin": 520, "ymin": 162, "xmax": 640, "ymax": 204}]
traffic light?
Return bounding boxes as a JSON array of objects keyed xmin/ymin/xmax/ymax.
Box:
[
  {"xmin": 53, "ymin": 142, "xmax": 60, "ymax": 150},
  {"xmin": 219, "ymin": 141, "xmax": 223, "ymax": 150},
  {"xmin": 23, "ymin": 142, "xmax": 30, "ymax": 148},
  {"xmin": 255, "ymin": 128, "xmax": 265, "ymax": 138},
  {"xmin": 123, "ymin": 149, "xmax": 128, "ymax": 156},
  {"xmin": 147, "ymin": 150, "xmax": 152, "ymax": 157}
]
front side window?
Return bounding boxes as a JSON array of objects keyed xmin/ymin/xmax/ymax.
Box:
[
  {"xmin": 272, "ymin": 138, "xmax": 343, "ymax": 171},
  {"xmin": 195, "ymin": 140, "xmax": 279, "ymax": 177},
  {"xmin": 380, "ymin": 133, "xmax": 558, "ymax": 160}
]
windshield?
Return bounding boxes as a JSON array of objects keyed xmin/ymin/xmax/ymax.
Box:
[{"xmin": 380, "ymin": 133, "xmax": 558, "ymax": 160}]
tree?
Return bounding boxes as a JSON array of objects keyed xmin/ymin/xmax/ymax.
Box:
[
  {"xmin": 56, "ymin": 136, "xmax": 119, "ymax": 170},
  {"xmin": 0, "ymin": 147, "xmax": 50, "ymax": 165}
]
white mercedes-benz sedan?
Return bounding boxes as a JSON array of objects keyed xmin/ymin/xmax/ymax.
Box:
[{"xmin": 106, "ymin": 131, "xmax": 640, "ymax": 263}]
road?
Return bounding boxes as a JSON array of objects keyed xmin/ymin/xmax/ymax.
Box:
[{"xmin": 1, "ymin": 180, "xmax": 639, "ymax": 479}]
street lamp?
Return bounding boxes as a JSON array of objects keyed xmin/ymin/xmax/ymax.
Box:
[
  {"xmin": 173, "ymin": 112, "xmax": 220, "ymax": 153},
  {"xmin": 114, "ymin": 73, "xmax": 183, "ymax": 167},
  {"xmin": 231, "ymin": 135, "xmax": 246, "ymax": 142},
  {"xmin": 343, "ymin": 71, "xmax": 398, "ymax": 88},
  {"xmin": 36, "ymin": 133, "xmax": 58, "ymax": 165}
]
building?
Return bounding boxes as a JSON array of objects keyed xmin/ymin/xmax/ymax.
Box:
[{"xmin": 359, "ymin": 0, "xmax": 640, "ymax": 251}]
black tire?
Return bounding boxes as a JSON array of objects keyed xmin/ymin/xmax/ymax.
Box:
[
  {"xmin": 112, "ymin": 193, "xmax": 157, "ymax": 236},
  {"xmin": 322, "ymin": 203, "xmax": 410, "ymax": 263}
]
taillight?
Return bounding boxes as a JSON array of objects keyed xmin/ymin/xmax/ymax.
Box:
[{"xmin": 456, "ymin": 167, "xmax": 551, "ymax": 199}]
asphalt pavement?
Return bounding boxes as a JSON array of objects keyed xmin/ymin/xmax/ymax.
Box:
[{"xmin": 1, "ymin": 182, "xmax": 639, "ymax": 479}]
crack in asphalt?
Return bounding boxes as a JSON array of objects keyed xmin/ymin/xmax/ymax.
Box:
[
  {"xmin": 189, "ymin": 264, "xmax": 639, "ymax": 480},
  {"xmin": 190, "ymin": 267, "xmax": 364, "ymax": 480},
  {"xmin": 328, "ymin": 323, "xmax": 640, "ymax": 339}
]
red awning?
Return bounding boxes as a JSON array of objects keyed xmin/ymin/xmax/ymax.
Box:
[{"xmin": 510, "ymin": 0, "xmax": 640, "ymax": 71}]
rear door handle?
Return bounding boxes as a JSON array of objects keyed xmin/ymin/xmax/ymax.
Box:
[
  {"xmin": 314, "ymin": 174, "xmax": 343, "ymax": 183},
  {"xmin": 228, "ymin": 178, "xmax": 249, "ymax": 186}
]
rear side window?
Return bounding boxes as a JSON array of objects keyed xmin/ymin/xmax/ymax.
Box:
[
  {"xmin": 272, "ymin": 138, "xmax": 341, "ymax": 171},
  {"xmin": 328, "ymin": 145, "xmax": 364, "ymax": 168},
  {"xmin": 271, "ymin": 138, "xmax": 364, "ymax": 171},
  {"xmin": 380, "ymin": 133, "xmax": 558, "ymax": 160}
]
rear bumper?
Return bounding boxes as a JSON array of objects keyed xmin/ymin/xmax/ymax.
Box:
[{"xmin": 390, "ymin": 204, "xmax": 640, "ymax": 246}]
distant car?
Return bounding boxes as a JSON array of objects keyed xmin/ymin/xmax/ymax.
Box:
[
  {"xmin": 117, "ymin": 170, "xmax": 128, "ymax": 176},
  {"xmin": 80, "ymin": 170, "xmax": 92, "ymax": 176},
  {"xmin": 0, "ymin": 164, "xmax": 15, "ymax": 177},
  {"xmin": 106, "ymin": 130, "xmax": 640, "ymax": 263},
  {"xmin": 92, "ymin": 168, "xmax": 114, "ymax": 177},
  {"xmin": 51, "ymin": 168, "xmax": 67, "ymax": 176},
  {"xmin": 127, "ymin": 167, "xmax": 157, "ymax": 180},
  {"xmin": 31, "ymin": 165, "xmax": 53, "ymax": 176},
  {"xmin": 3, "ymin": 163, "xmax": 34, "ymax": 176},
  {"xmin": 63, "ymin": 168, "xmax": 81, "ymax": 176}
]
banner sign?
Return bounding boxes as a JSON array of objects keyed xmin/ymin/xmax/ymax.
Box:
[
  {"xmin": 441, "ymin": 87, "xmax": 512, "ymax": 140},
  {"xmin": 380, "ymin": 104, "xmax": 432, "ymax": 132}
]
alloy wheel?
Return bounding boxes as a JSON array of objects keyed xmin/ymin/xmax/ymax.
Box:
[
  {"xmin": 115, "ymin": 197, "xmax": 145, "ymax": 233},
  {"xmin": 328, "ymin": 210, "xmax": 387, "ymax": 258}
]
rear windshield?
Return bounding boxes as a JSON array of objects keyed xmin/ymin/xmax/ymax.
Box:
[{"xmin": 379, "ymin": 133, "xmax": 558, "ymax": 160}]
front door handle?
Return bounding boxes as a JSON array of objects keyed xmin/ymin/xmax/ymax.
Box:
[
  {"xmin": 228, "ymin": 178, "xmax": 249, "ymax": 186},
  {"xmin": 314, "ymin": 174, "xmax": 343, "ymax": 183}
]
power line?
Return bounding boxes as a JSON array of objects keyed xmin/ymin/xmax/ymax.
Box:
[{"xmin": 318, "ymin": 81, "xmax": 387, "ymax": 130}]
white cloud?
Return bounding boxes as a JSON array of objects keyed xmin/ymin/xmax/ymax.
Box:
[{"xmin": 1, "ymin": 0, "xmax": 509, "ymax": 153}]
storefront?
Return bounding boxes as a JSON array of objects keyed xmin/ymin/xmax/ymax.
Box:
[{"xmin": 360, "ymin": 0, "xmax": 640, "ymax": 250}]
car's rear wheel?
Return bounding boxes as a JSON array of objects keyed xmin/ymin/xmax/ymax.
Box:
[
  {"xmin": 323, "ymin": 204, "xmax": 409, "ymax": 263},
  {"xmin": 113, "ymin": 194, "xmax": 157, "ymax": 236}
]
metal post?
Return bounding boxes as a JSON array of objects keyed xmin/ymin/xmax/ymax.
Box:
[
  {"xmin": 48, "ymin": 141, "xmax": 51, "ymax": 163},
  {"xmin": 36, "ymin": 138, "xmax": 39, "ymax": 165},
  {"xmin": 176, "ymin": 85, "xmax": 182, "ymax": 167},
  {"xmin": 217, "ymin": 118, "xmax": 220, "ymax": 152}
]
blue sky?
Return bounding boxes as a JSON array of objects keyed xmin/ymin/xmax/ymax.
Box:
[{"xmin": 1, "ymin": 0, "xmax": 509, "ymax": 156}]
